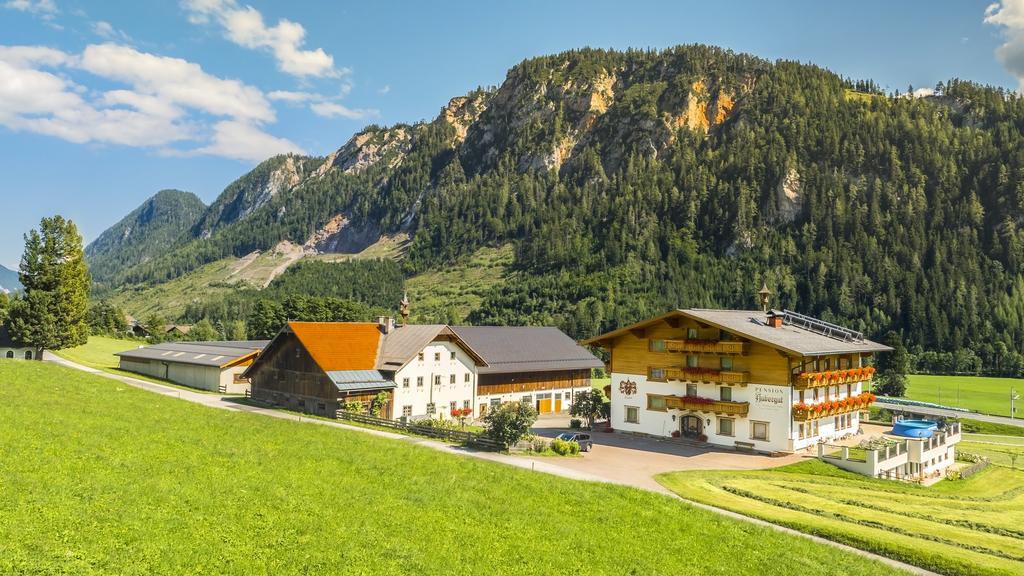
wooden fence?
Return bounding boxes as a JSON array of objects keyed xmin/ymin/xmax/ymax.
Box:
[
  {"xmin": 335, "ymin": 410, "xmax": 505, "ymax": 451},
  {"xmin": 957, "ymin": 459, "xmax": 990, "ymax": 480}
]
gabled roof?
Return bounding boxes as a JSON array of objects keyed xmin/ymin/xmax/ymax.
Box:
[
  {"xmin": 377, "ymin": 324, "xmax": 487, "ymax": 370},
  {"xmin": 451, "ymin": 326, "xmax": 604, "ymax": 374},
  {"xmin": 288, "ymin": 322, "xmax": 382, "ymax": 371},
  {"xmin": 582, "ymin": 309, "xmax": 892, "ymax": 357},
  {"xmin": 115, "ymin": 340, "xmax": 268, "ymax": 368}
]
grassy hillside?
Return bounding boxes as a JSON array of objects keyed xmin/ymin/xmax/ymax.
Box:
[
  {"xmin": 405, "ymin": 244, "xmax": 513, "ymax": 323},
  {"xmin": 0, "ymin": 361, "xmax": 894, "ymax": 575},
  {"xmin": 657, "ymin": 459, "xmax": 1024, "ymax": 576},
  {"xmin": 905, "ymin": 374, "xmax": 1024, "ymax": 417}
]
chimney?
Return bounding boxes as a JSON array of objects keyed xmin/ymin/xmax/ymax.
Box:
[
  {"xmin": 377, "ymin": 316, "xmax": 391, "ymax": 334},
  {"xmin": 767, "ymin": 310, "xmax": 784, "ymax": 328}
]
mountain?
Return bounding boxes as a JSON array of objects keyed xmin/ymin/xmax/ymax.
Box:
[
  {"xmin": 95, "ymin": 45, "xmax": 1024, "ymax": 373},
  {"xmin": 0, "ymin": 264, "xmax": 20, "ymax": 293},
  {"xmin": 85, "ymin": 189, "xmax": 207, "ymax": 285}
]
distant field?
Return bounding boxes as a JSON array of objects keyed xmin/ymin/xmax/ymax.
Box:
[
  {"xmin": 405, "ymin": 245, "xmax": 513, "ymax": 323},
  {"xmin": 0, "ymin": 362, "xmax": 893, "ymax": 575},
  {"xmin": 658, "ymin": 459, "xmax": 1024, "ymax": 576},
  {"xmin": 905, "ymin": 374, "xmax": 1024, "ymax": 417},
  {"xmin": 958, "ymin": 440, "xmax": 1024, "ymax": 469}
]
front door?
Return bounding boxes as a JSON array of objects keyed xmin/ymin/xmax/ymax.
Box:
[{"xmin": 681, "ymin": 415, "xmax": 703, "ymax": 438}]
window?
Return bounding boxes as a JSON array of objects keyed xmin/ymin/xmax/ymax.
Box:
[
  {"xmin": 686, "ymin": 383, "xmax": 697, "ymax": 397},
  {"xmin": 416, "ymin": 376, "xmax": 424, "ymax": 387},
  {"xmin": 798, "ymin": 423, "xmax": 806, "ymax": 440},
  {"xmin": 418, "ymin": 352, "xmax": 424, "ymax": 361},
  {"xmin": 649, "ymin": 339, "xmax": 666, "ymax": 352},
  {"xmin": 402, "ymin": 378, "xmax": 410, "ymax": 388},
  {"xmin": 824, "ymin": 387, "xmax": 830, "ymax": 400},
  {"xmin": 464, "ymin": 373, "xmax": 471, "ymax": 382},
  {"xmin": 451, "ymin": 351, "xmax": 456, "ymax": 361},
  {"xmin": 24, "ymin": 351, "xmax": 32, "ymax": 360},
  {"xmin": 812, "ymin": 420, "xmax": 819, "ymax": 436},
  {"xmin": 649, "ymin": 367, "xmax": 666, "ymax": 381},
  {"xmin": 720, "ymin": 356, "xmax": 733, "ymax": 370},
  {"xmin": 840, "ymin": 357, "xmax": 850, "ymax": 369},
  {"xmin": 720, "ymin": 387, "xmax": 732, "ymax": 402},
  {"xmin": 846, "ymin": 384, "xmax": 852, "ymax": 397},
  {"xmin": 812, "ymin": 359, "xmax": 820, "ymax": 371},
  {"xmin": 463, "ymin": 400, "xmax": 470, "ymax": 410},
  {"xmin": 647, "ymin": 394, "xmax": 667, "ymax": 411},
  {"xmin": 450, "ymin": 401, "xmax": 457, "ymax": 412},
  {"xmin": 799, "ymin": 390, "xmax": 805, "ymax": 403},
  {"xmin": 450, "ymin": 374, "xmax": 456, "ymax": 384},
  {"xmin": 687, "ymin": 327, "xmax": 699, "ymax": 339},
  {"xmin": 402, "ymin": 405, "xmax": 412, "ymax": 417},
  {"xmin": 426, "ymin": 403, "xmax": 436, "ymax": 415},
  {"xmin": 434, "ymin": 352, "xmax": 441, "ymax": 362},
  {"xmin": 686, "ymin": 354, "xmax": 699, "ymax": 368},
  {"xmin": 834, "ymin": 416, "xmax": 839, "ymax": 429},
  {"xmin": 720, "ymin": 330, "xmax": 734, "ymax": 341},
  {"xmin": 434, "ymin": 375, "xmax": 441, "ymax": 386},
  {"xmin": 718, "ymin": 418, "xmax": 734, "ymax": 437},
  {"xmin": 823, "ymin": 358, "xmax": 831, "ymax": 370},
  {"xmin": 625, "ymin": 406, "xmax": 639, "ymax": 423},
  {"xmin": 812, "ymin": 388, "xmax": 819, "ymax": 401},
  {"xmin": 490, "ymin": 398, "xmax": 501, "ymax": 408},
  {"xmin": 521, "ymin": 395, "xmax": 532, "ymax": 405},
  {"xmin": 751, "ymin": 421, "xmax": 769, "ymax": 441},
  {"xmin": 5, "ymin": 351, "xmax": 12, "ymax": 359}
]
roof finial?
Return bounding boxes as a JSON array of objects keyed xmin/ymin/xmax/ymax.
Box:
[
  {"xmin": 758, "ymin": 283, "xmax": 772, "ymax": 313},
  {"xmin": 400, "ymin": 291, "xmax": 410, "ymax": 325}
]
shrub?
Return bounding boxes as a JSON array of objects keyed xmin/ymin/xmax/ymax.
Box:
[
  {"xmin": 551, "ymin": 438, "xmax": 579, "ymax": 456},
  {"xmin": 413, "ymin": 417, "xmax": 455, "ymax": 430},
  {"xmin": 343, "ymin": 401, "xmax": 363, "ymax": 413},
  {"xmin": 483, "ymin": 402, "xmax": 538, "ymax": 450},
  {"xmin": 530, "ymin": 436, "xmax": 548, "ymax": 453},
  {"xmin": 569, "ymin": 418, "xmax": 582, "ymax": 430},
  {"xmin": 569, "ymin": 389, "xmax": 607, "ymax": 428}
]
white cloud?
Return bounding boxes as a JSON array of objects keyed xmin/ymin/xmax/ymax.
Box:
[
  {"xmin": 92, "ymin": 20, "xmax": 131, "ymax": 42},
  {"xmin": 4, "ymin": 0, "xmax": 57, "ymax": 16},
  {"xmin": 377, "ymin": 84, "xmax": 390, "ymax": 95},
  {"xmin": 193, "ymin": 119, "xmax": 304, "ymax": 162},
  {"xmin": 181, "ymin": 0, "xmax": 339, "ymax": 78},
  {"xmin": 267, "ymin": 89, "xmax": 318, "ymax": 103},
  {"xmin": 310, "ymin": 101, "xmax": 378, "ymax": 120},
  {"xmin": 0, "ymin": 43, "xmax": 300, "ymax": 162},
  {"xmin": 986, "ymin": 0, "xmax": 1024, "ymax": 90},
  {"xmin": 79, "ymin": 43, "xmax": 274, "ymax": 122}
]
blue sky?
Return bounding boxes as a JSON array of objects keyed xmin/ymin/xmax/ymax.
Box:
[{"xmin": 0, "ymin": 0, "xmax": 1020, "ymax": 269}]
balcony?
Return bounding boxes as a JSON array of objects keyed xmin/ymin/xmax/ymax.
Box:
[
  {"xmin": 793, "ymin": 392, "xmax": 876, "ymax": 421},
  {"xmin": 664, "ymin": 395, "xmax": 750, "ymax": 416},
  {"xmin": 665, "ymin": 339, "xmax": 748, "ymax": 355},
  {"xmin": 794, "ymin": 367, "xmax": 876, "ymax": 390},
  {"xmin": 664, "ymin": 366, "xmax": 750, "ymax": 385}
]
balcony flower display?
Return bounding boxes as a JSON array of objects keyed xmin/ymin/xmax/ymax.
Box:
[{"xmin": 793, "ymin": 392, "xmax": 876, "ymax": 421}]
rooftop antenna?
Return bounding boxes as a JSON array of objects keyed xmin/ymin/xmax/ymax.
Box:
[
  {"xmin": 758, "ymin": 283, "xmax": 772, "ymax": 313},
  {"xmin": 400, "ymin": 291, "xmax": 410, "ymax": 326}
]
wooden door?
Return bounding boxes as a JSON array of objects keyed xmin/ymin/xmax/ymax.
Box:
[
  {"xmin": 554, "ymin": 399, "xmax": 562, "ymax": 412},
  {"xmin": 537, "ymin": 399, "xmax": 552, "ymax": 414}
]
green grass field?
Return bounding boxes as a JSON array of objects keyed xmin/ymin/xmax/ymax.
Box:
[
  {"xmin": 54, "ymin": 336, "xmax": 221, "ymax": 394},
  {"xmin": 0, "ymin": 361, "xmax": 895, "ymax": 575},
  {"xmin": 657, "ymin": 460, "xmax": 1024, "ymax": 576},
  {"xmin": 905, "ymin": 374, "xmax": 1024, "ymax": 417},
  {"xmin": 405, "ymin": 245, "xmax": 513, "ymax": 323},
  {"xmin": 958, "ymin": 440, "xmax": 1024, "ymax": 469}
]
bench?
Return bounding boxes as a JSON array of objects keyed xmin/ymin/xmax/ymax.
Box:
[{"xmin": 734, "ymin": 441, "xmax": 756, "ymax": 452}]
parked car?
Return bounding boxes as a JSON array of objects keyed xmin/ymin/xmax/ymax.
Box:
[{"xmin": 556, "ymin": 432, "xmax": 592, "ymax": 452}]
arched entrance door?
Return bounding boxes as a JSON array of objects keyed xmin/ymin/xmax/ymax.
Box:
[{"xmin": 680, "ymin": 415, "xmax": 703, "ymax": 438}]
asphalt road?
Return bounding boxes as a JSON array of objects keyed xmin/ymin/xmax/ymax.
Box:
[{"xmin": 875, "ymin": 400, "xmax": 1024, "ymax": 427}]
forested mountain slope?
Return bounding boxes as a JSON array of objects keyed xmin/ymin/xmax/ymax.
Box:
[
  {"xmin": 0, "ymin": 264, "xmax": 20, "ymax": 293},
  {"xmin": 85, "ymin": 190, "xmax": 206, "ymax": 284},
  {"xmin": 96, "ymin": 45, "xmax": 1024, "ymax": 369}
]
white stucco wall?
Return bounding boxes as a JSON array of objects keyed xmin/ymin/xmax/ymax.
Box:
[
  {"xmin": 610, "ymin": 373, "xmax": 795, "ymax": 453},
  {"xmin": 391, "ymin": 340, "xmax": 477, "ymax": 420},
  {"xmin": 1, "ymin": 347, "xmax": 38, "ymax": 360}
]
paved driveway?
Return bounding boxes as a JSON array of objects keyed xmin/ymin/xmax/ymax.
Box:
[{"xmin": 530, "ymin": 415, "xmax": 805, "ymax": 493}]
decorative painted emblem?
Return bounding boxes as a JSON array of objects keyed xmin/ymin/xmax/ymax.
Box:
[{"xmin": 619, "ymin": 380, "xmax": 638, "ymax": 396}]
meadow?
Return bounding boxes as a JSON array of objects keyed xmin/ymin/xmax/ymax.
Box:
[
  {"xmin": 958, "ymin": 439, "xmax": 1024, "ymax": 469},
  {"xmin": 0, "ymin": 361, "xmax": 895, "ymax": 575},
  {"xmin": 905, "ymin": 374, "xmax": 1024, "ymax": 417},
  {"xmin": 657, "ymin": 460, "xmax": 1024, "ymax": 576}
]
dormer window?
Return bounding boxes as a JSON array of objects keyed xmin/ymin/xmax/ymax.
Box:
[{"xmin": 687, "ymin": 327, "xmax": 699, "ymax": 339}]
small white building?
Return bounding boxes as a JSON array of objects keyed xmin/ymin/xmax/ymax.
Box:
[
  {"xmin": 820, "ymin": 422, "xmax": 961, "ymax": 481},
  {"xmin": 0, "ymin": 325, "xmax": 40, "ymax": 361},
  {"xmin": 115, "ymin": 340, "xmax": 268, "ymax": 393}
]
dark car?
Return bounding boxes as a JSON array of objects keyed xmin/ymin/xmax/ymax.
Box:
[{"xmin": 556, "ymin": 432, "xmax": 593, "ymax": 452}]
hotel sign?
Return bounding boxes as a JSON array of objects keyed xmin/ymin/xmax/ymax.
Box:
[{"xmin": 753, "ymin": 385, "xmax": 785, "ymax": 411}]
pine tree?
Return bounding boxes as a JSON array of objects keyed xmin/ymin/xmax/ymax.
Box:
[{"xmin": 10, "ymin": 216, "xmax": 90, "ymax": 350}]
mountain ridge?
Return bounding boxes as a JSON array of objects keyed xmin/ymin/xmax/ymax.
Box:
[
  {"xmin": 89, "ymin": 44, "xmax": 1024, "ymax": 369},
  {"xmin": 0, "ymin": 264, "xmax": 20, "ymax": 293}
]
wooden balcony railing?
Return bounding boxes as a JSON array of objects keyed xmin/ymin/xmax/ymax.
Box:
[
  {"xmin": 664, "ymin": 339, "xmax": 748, "ymax": 355},
  {"xmin": 793, "ymin": 367, "xmax": 876, "ymax": 390},
  {"xmin": 793, "ymin": 392, "xmax": 876, "ymax": 421},
  {"xmin": 664, "ymin": 366, "xmax": 750, "ymax": 385},
  {"xmin": 664, "ymin": 395, "xmax": 750, "ymax": 417}
]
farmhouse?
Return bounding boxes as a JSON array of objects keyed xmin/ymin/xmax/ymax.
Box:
[
  {"xmin": 115, "ymin": 340, "xmax": 268, "ymax": 393},
  {"xmin": 583, "ymin": 305, "xmax": 892, "ymax": 454},
  {"xmin": 0, "ymin": 325, "xmax": 40, "ymax": 360},
  {"xmin": 246, "ymin": 319, "xmax": 602, "ymax": 419}
]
